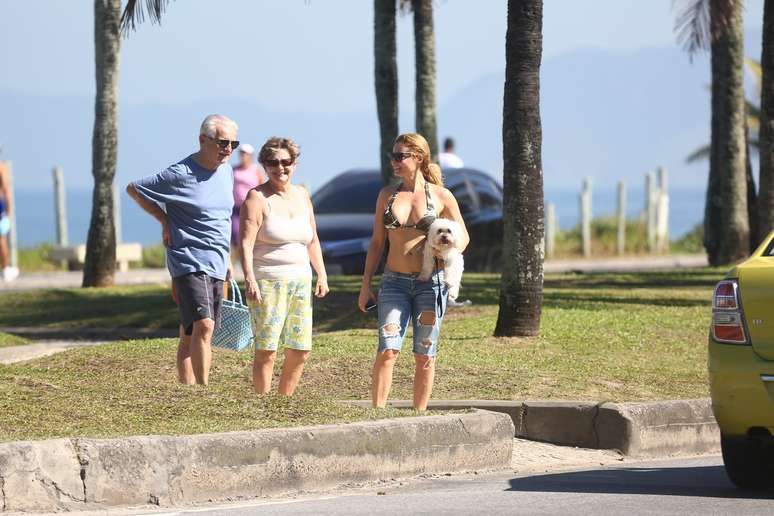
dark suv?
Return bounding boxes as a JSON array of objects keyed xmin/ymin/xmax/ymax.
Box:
[{"xmin": 312, "ymin": 168, "xmax": 503, "ymax": 275}]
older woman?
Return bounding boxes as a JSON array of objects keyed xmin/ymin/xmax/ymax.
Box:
[
  {"xmin": 358, "ymin": 133, "xmax": 469, "ymax": 410},
  {"xmin": 239, "ymin": 137, "xmax": 328, "ymax": 395}
]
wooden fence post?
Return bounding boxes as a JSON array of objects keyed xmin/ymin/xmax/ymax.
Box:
[
  {"xmin": 113, "ymin": 183, "xmax": 122, "ymax": 245},
  {"xmin": 617, "ymin": 180, "xmax": 626, "ymax": 256},
  {"xmin": 546, "ymin": 202, "xmax": 556, "ymax": 260},
  {"xmin": 656, "ymin": 166, "xmax": 669, "ymax": 253},
  {"xmin": 53, "ymin": 166, "xmax": 68, "ymax": 246},
  {"xmin": 645, "ymin": 171, "xmax": 656, "ymax": 253},
  {"xmin": 580, "ymin": 177, "xmax": 592, "ymax": 257}
]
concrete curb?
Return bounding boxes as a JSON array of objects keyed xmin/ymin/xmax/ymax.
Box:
[
  {"xmin": 0, "ymin": 409, "xmax": 513, "ymax": 512},
  {"xmin": 345, "ymin": 399, "xmax": 719, "ymax": 457}
]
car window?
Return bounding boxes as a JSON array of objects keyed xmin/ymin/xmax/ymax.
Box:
[
  {"xmin": 313, "ymin": 177, "xmax": 382, "ymax": 214},
  {"xmin": 467, "ymin": 174, "xmax": 502, "ymax": 210},
  {"xmin": 447, "ymin": 179, "xmax": 476, "ymax": 215}
]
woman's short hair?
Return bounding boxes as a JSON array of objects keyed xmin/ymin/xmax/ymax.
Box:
[
  {"xmin": 394, "ymin": 133, "xmax": 443, "ymax": 186},
  {"xmin": 258, "ymin": 137, "xmax": 301, "ymax": 165}
]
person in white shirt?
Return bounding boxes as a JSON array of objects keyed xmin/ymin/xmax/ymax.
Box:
[{"xmin": 438, "ymin": 137, "xmax": 464, "ymax": 169}]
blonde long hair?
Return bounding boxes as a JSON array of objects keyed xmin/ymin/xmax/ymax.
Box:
[{"xmin": 394, "ymin": 133, "xmax": 443, "ymax": 186}]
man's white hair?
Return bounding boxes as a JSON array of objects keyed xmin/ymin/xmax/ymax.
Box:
[{"xmin": 200, "ymin": 114, "xmax": 238, "ymax": 137}]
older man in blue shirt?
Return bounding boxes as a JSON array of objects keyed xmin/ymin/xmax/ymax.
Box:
[{"xmin": 127, "ymin": 114, "xmax": 238, "ymax": 385}]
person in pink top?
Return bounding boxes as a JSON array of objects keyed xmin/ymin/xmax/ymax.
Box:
[{"xmin": 231, "ymin": 143, "xmax": 264, "ymax": 265}]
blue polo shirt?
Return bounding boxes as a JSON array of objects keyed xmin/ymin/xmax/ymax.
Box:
[{"xmin": 132, "ymin": 155, "xmax": 234, "ymax": 280}]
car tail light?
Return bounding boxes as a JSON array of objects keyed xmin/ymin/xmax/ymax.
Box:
[{"xmin": 711, "ymin": 280, "xmax": 748, "ymax": 344}]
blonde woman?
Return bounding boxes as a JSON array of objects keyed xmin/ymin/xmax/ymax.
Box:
[
  {"xmin": 239, "ymin": 137, "xmax": 328, "ymax": 395},
  {"xmin": 358, "ymin": 133, "xmax": 469, "ymax": 410}
]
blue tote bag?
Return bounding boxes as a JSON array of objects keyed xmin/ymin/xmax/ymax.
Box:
[{"xmin": 212, "ymin": 279, "xmax": 254, "ymax": 351}]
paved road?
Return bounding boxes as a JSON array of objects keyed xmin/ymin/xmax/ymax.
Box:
[
  {"xmin": 0, "ymin": 255, "xmax": 707, "ymax": 293},
  {"xmin": 146, "ymin": 456, "xmax": 772, "ymax": 515},
  {"xmin": 0, "ymin": 339, "xmax": 105, "ymax": 364},
  {"xmin": 60, "ymin": 452, "xmax": 774, "ymax": 516}
]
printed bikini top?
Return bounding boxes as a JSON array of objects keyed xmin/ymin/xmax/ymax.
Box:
[{"xmin": 383, "ymin": 181, "xmax": 437, "ymax": 232}]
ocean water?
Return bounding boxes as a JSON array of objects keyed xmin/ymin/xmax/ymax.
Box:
[
  {"xmin": 11, "ymin": 186, "xmax": 705, "ymax": 249},
  {"xmin": 545, "ymin": 185, "xmax": 704, "ymax": 237}
]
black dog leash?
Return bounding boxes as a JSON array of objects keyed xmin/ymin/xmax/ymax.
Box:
[{"xmin": 434, "ymin": 257, "xmax": 445, "ymax": 318}]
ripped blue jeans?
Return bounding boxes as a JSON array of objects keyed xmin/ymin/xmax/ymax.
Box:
[{"xmin": 377, "ymin": 269, "xmax": 447, "ymax": 357}]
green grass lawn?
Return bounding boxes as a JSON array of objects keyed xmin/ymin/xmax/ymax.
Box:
[{"xmin": 0, "ymin": 269, "xmax": 726, "ymax": 442}]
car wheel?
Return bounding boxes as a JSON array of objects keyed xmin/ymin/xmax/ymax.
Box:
[{"xmin": 721, "ymin": 433, "xmax": 773, "ymax": 489}]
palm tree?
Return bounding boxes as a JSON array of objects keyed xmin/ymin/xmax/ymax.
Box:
[
  {"xmin": 758, "ymin": 0, "xmax": 774, "ymax": 243},
  {"xmin": 374, "ymin": 0, "xmax": 399, "ymax": 184},
  {"xmin": 686, "ymin": 58, "xmax": 760, "ymax": 251},
  {"xmin": 675, "ymin": 0, "xmax": 749, "ymax": 265},
  {"xmin": 410, "ymin": 0, "xmax": 439, "ymax": 161},
  {"xmin": 494, "ymin": 0, "xmax": 544, "ymax": 337},
  {"xmin": 83, "ymin": 0, "xmax": 122, "ymax": 287},
  {"xmin": 685, "ymin": 58, "xmax": 762, "ymax": 164}
]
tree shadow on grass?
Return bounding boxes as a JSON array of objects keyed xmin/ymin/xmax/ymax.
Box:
[
  {"xmin": 0, "ymin": 288, "xmax": 177, "ymax": 329},
  {"xmin": 542, "ymin": 292, "xmax": 709, "ymax": 309},
  {"xmin": 313, "ymin": 292, "xmax": 376, "ymax": 333}
]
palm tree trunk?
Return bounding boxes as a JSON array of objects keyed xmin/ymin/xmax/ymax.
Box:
[
  {"xmin": 758, "ymin": 0, "xmax": 774, "ymax": 243},
  {"xmin": 83, "ymin": 0, "xmax": 121, "ymax": 287},
  {"xmin": 412, "ymin": 0, "xmax": 438, "ymax": 161},
  {"xmin": 494, "ymin": 0, "xmax": 544, "ymax": 337},
  {"xmin": 374, "ymin": 0, "xmax": 399, "ymax": 185},
  {"xmin": 708, "ymin": 0, "xmax": 749, "ymax": 265}
]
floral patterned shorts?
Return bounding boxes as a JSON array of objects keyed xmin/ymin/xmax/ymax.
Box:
[{"xmin": 249, "ymin": 277, "xmax": 313, "ymax": 352}]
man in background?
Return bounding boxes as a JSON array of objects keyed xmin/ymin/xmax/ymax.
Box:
[{"xmin": 438, "ymin": 136, "xmax": 464, "ymax": 169}]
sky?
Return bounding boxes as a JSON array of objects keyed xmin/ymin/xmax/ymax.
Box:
[
  {"xmin": 0, "ymin": 0, "xmax": 763, "ymax": 113},
  {"xmin": 0, "ymin": 0, "xmax": 768, "ymax": 207}
]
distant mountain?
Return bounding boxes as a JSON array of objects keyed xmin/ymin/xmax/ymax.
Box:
[
  {"xmin": 440, "ymin": 28, "xmax": 762, "ymax": 193},
  {"xmin": 0, "ymin": 28, "xmax": 763, "ymax": 244}
]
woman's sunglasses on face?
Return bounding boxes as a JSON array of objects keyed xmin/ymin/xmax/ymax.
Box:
[
  {"xmin": 265, "ymin": 158, "xmax": 294, "ymax": 167},
  {"xmin": 388, "ymin": 152, "xmax": 413, "ymax": 162},
  {"xmin": 205, "ymin": 135, "xmax": 240, "ymax": 150}
]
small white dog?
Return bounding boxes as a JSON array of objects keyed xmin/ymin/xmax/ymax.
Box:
[{"xmin": 419, "ymin": 218, "xmax": 465, "ymax": 300}]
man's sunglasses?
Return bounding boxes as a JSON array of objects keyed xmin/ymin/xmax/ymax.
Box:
[
  {"xmin": 205, "ymin": 135, "xmax": 240, "ymax": 150},
  {"xmin": 388, "ymin": 152, "xmax": 413, "ymax": 162},
  {"xmin": 265, "ymin": 158, "xmax": 294, "ymax": 167}
]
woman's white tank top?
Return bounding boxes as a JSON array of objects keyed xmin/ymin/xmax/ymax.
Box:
[{"xmin": 253, "ymin": 195, "xmax": 313, "ymax": 280}]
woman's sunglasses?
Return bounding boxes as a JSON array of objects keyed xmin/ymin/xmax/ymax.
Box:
[
  {"xmin": 388, "ymin": 152, "xmax": 414, "ymax": 162},
  {"xmin": 265, "ymin": 158, "xmax": 294, "ymax": 167}
]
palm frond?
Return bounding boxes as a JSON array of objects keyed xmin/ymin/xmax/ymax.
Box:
[
  {"xmin": 685, "ymin": 144, "xmax": 711, "ymax": 163},
  {"xmin": 121, "ymin": 0, "xmax": 172, "ymax": 35},
  {"xmin": 673, "ymin": 0, "xmax": 711, "ymax": 56},
  {"xmin": 672, "ymin": 0, "xmax": 741, "ymax": 58},
  {"xmin": 747, "ymin": 100, "xmax": 760, "ymax": 123},
  {"xmin": 745, "ymin": 57, "xmax": 763, "ymax": 93}
]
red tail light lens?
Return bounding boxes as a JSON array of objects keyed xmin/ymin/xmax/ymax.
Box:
[
  {"xmin": 713, "ymin": 324, "xmax": 747, "ymax": 342},
  {"xmin": 711, "ymin": 280, "xmax": 748, "ymax": 344},
  {"xmin": 713, "ymin": 281, "xmax": 739, "ymax": 310}
]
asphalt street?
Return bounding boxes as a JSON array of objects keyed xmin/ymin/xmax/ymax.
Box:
[{"xmin": 62, "ymin": 455, "xmax": 774, "ymax": 516}]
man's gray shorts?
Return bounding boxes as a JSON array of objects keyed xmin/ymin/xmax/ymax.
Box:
[{"xmin": 173, "ymin": 272, "xmax": 223, "ymax": 336}]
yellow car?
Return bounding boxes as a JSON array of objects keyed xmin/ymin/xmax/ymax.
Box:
[{"xmin": 709, "ymin": 235, "xmax": 774, "ymax": 488}]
